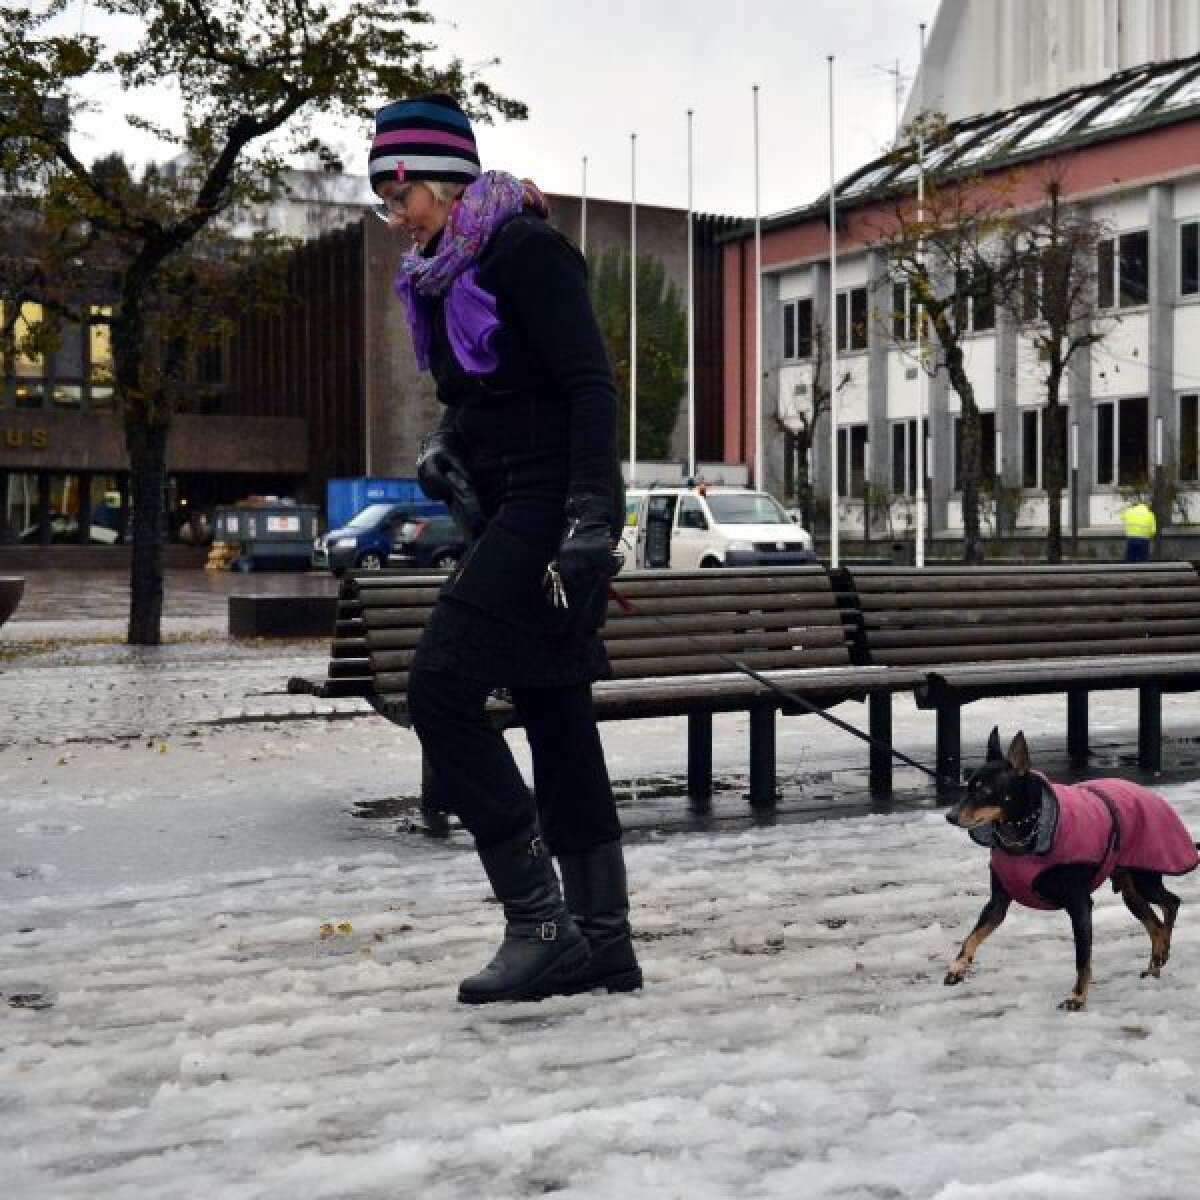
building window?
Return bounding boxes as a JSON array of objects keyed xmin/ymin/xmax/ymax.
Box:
[
  {"xmin": 953, "ymin": 268, "xmax": 995, "ymax": 334},
  {"xmin": 1182, "ymin": 222, "xmax": 1199, "ymax": 298},
  {"xmin": 1094, "ymin": 396, "xmax": 1148, "ymax": 486},
  {"xmin": 950, "ymin": 266, "xmax": 998, "ymax": 333},
  {"xmin": 1181, "ymin": 394, "xmax": 1199, "ymax": 483},
  {"xmin": 836, "ymin": 286, "xmax": 868, "ymax": 353},
  {"xmin": 87, "ymin": 306, "xmax": 115, "ymax": 410},
  {"xmin": 2, "ymin": 472, "xmax": 41, "ymax": 542},
  {"xmin": 782, "ymin": 297, "xmax": 813, "ymax": 361},
  {"xmin": 1019, "ymin": 406, "xmax": 1069, "ymax": 489},
  {"xmin": 891, "ymin": 281, "xmax": 920, "ymax": 342},
  {"xmin": 1097, "ymin": 231, "xmax": 1149, "ymax": 309},
  {"xmin": 953, "ymin": 411, "xmax": 997, "ymax": 491},
  {"xmin": 890, "ymin": 418, "xmax": 928, "ymax": 496},
  {"xmin": 836, "ymin": 423, "xmax": 868, "ymax": 498}
]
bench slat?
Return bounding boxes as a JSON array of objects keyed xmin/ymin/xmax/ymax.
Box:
[
  {"xmin": 867, "ymin": 618, "xmax": 1200, "ymax": 649},
  {"xmin": 857, "ymin": 584, "xmax": 1200, "ymax": 609},
  {"xmin": 871, "ymin": 632, "xmax": 1200, "ymax": 665},
  {"xmin": 862, "ymin": 601, "xmax": 1200, "ymax": 628}
]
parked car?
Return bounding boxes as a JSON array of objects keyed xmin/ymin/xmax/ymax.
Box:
[
  {"xmin": 314, "ymin": 502, "xmax": 420, "ymax": 573},
  {"xmin": 388, "ymin": 514, "xmax": 467, "ymax": 569},
  {"xmin": 623, "ymin": 485, "xmax": 816, "ymax": 570}
]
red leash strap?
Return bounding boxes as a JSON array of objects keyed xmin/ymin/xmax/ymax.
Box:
[{"xmin": 608, "ymin": 581, "xmax": 635, "ymax": 615}]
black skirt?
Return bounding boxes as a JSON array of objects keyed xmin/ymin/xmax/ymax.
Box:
[{"xmin": 410, "ymin": 489, "xmax": 611, "ymax": 689}]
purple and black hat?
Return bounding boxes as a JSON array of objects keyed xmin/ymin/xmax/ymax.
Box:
[{"xmin": 368, "ymin": 93, "xmax": 480, "ymax": 193}]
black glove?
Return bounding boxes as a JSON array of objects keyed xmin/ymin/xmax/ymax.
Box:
[
  {"xmin": 546, "ymin": 494, "xmax": 621, "ymax": 639},
  {"xmin": 416, "ymin": 429, "xmax": 484, "ymax": 539},
  {"xmin": 554, "ymin": 494, "xmax": 621, "ymax": 592}
]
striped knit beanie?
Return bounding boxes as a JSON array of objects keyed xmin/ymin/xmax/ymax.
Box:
[{"xmin": 368, "ymin": 93, "xmax": 481, "ymax": 193}]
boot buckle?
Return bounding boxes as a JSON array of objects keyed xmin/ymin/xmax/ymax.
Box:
[{"xmin": 538, "ymin": 921, "xmax": 557, "ymax": 941}]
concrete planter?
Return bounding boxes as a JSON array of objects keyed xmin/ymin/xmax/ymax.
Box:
[{"xmin": 0, "ymin": 576, "xmax": 24, "ymax": 627}]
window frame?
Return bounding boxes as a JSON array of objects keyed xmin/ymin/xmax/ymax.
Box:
[
  {"xmin": 835, "ymin": 423, "xmax": 868, "ymax": 498},
  {"xmin": 1097, "ymin": 229, "xmax": 1150, "ymax": 310},
  {"xmin": 835, "ymin": 285, "xmax": 868, "ymax": 354},
  {"xmin": 889, "ymin": 417, "xmax": 929, "ymax": 497},
  {"xmin": 782, "ymin": 296, "xmax": 814, "ymax": 362},
  {"xmin": 1181, "ymin": 220, "xmax": 1199, "ymax": 299},
  {"xmin": 1094, "ymin": 395, "xmax": 1149, "ymax": 487}
]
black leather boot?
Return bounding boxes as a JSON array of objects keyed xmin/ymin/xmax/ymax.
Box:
[
  {"xmin": 556, "ymin": 840, "xmax": 643, "ymax": 994},
  {"xmin": 458, "ymin": 829, "xmax": 591, "ymax": 1005}
]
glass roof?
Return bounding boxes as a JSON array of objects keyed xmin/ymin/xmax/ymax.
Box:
[{"xmin": 825, "ymin": 54, "xmax": 1200, "ymax": 211}]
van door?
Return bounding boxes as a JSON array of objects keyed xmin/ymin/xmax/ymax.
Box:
[
  {"xmin": 671, "ymin": 494, "xmax": 710, "ymax": 569},
  {"xmin": 639, "ymin": 493, "xmax": 676, "ymax": 568}
]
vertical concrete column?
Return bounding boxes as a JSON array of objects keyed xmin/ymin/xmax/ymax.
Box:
[
  {"xmin": 1068, "ymin": 202, "xmax": 1097, "ymax": 535},
  {"xmin": 760, "ymin": 271, "xmax": 783, "ymax": 496},
  {"xmin": 866, "ymin": 250, "xmax": 891, "ymax": 524},
  {"xmin": 1147, "ymin": 185, "xmax": 1175, "ymax": 471},
  {"xmin": 929, "ymin": 361, "xmax": 952, "ymax": 535},
  {"xmin": 811, "ymin": 261, "xmax": 833, "ymax": 501},
  {"xmin": 994, "ymin": 305, "xmax": 1018, "ymax": 488}
]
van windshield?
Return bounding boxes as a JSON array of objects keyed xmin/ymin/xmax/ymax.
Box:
[
  {"xmin": 705, "ymin": 493, "xmax": 790, "ymax": 525},
  {"xmin": 345, "ymin": 504, "xmax": 395, "ymax": 529}
]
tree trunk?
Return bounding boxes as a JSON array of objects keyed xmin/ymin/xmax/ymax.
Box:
[
  {"xmin": 945, "ymin": 347, "xmax": 983, "ymax": 563},
  {"xmin": 1044, "ymin": 361, "xmax": 1066, "ymax": 563},
  {"xmin": 112, "ymin": 265, "xmax": 170, "ymax": 647},
  {"xmin": 126, "ymin": 420, "xmax": 168, "ymax": 645}
]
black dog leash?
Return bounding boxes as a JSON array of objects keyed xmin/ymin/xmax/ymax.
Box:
[{"xmin": 606, "ymin": 580, "xmax": 956, "ymax": 789}]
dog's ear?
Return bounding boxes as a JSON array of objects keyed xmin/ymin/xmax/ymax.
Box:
[
  {"xmin": 1008, "ymin": 731, "xmax": 1030, "ymax": 774},
  {"xmin": 986, "ymin": 727, "xmax": 1004, "ymax": 762}
]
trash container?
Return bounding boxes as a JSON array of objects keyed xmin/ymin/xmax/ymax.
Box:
[
  {"xmin": 892, "ymin": 540, "xmax": 915, "ymax": 566},
  {"xmin": 213, "ymin": 503, "xmax": 320, "ymax": 572}
]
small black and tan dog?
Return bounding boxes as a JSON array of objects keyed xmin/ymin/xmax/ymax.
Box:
[{"xmin": 944, "ymin": 728, "xmax": 1199, "ymax": 1010}]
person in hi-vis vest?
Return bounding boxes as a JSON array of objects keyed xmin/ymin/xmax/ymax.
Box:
[{"xmin": 1121, "ymin": 501, "xmax": 1157, "ymax": 562}]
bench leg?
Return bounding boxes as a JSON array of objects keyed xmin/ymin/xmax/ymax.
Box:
[
  {"xmin": 420, "ymin": 752, "xmax": 451, "ymax": 836},
  {"xmin": 687, "ymin": 712, "xmax": 714, "ymax": 807},
  {"xmin": 748, "ymin": 704, "xmax": 778, "ymax": 809},
  {"xmin": 935, "ymin": 702, "xmax": 961, "ymax": 788},
  {"xmin": 1067, "ymin": 689, "xmax": 1089, "ymax": 768},
  {"xmin": 868, "ymin": 692, "xmax": 893, "ymax": 795},
  {"xmin": 1138, "ymin": 684, "xmax": 1163, "ymax": 773}
]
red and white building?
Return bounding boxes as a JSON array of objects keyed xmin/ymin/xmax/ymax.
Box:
[{"xmin": 720, "ymin": 46, "xmax": 1200, "ymax": 544}]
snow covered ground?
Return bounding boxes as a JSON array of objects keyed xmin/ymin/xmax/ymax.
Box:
[{"xmin": 5, "ymin": 637, "xmax": 1200, "ymax": 1198}]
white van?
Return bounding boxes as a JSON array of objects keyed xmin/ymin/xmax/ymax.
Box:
[{"xmin": 620, "ymin": 485, "xmax": 816, "ymax": 570}]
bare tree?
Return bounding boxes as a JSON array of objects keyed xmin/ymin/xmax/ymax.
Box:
[
  {"xmin": 874, "ymin": 115, "xmax": 1019, "ymax": 564},
  {"xmin": 997, "ymin": 174, "xmax": 1112, "ymax": 562}
]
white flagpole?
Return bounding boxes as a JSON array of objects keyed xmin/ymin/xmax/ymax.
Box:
[
  {"xmin": 828, "ymin": 56, "xmax": 839, "ymax": 569},
  {"xmin": 915, "ymin": 22, "xmax": 927, "ymax": 570},
  {"xmin": 580, "ymin": 155, "xmax": 588, "ymax": 258},
  {"xmin": 753, "ymin": 84, "xmax": 763, "ymax": 491},
  {"xmin": 687, "ymin": 107, "xmax": 696, "ymax": 482},
  {"xmin": 630, "ymin": 132, "xmax": 638, "ymax": 485}
]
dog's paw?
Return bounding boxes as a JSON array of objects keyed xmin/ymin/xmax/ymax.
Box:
[
  {"xmin": 944, "ymin": 965, "xmax": 967, "ymax": 986},
  {"xmin": 1140, "ymin": 962, "xmax": 1163, "ymax": 979},
  {"xmin": 1059, "ymin": 993, "xmax": 1087, "ymax": 1011}
]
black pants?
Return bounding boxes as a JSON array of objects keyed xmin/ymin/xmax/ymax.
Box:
[{"xmin": 408, "ymin": 668, "xmax": 623, "ymax": 853}]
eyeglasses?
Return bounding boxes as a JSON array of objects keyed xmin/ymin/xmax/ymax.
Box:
[{"xmin": 371, "ymin": 184, "xmax": 415, "ymax": 224}]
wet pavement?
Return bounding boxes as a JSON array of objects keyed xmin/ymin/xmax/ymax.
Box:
[{"xmin": 2, "ymin": 567, "xmax": 338, "ymax": 641}]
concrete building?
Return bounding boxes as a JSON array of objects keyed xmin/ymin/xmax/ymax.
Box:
[
  {"xmin": 0, "ymin": 185, "xmax": 733, "ymax": 553},
  {"xmin": 721, "ymin": 50, "xmax": 1200, "ymax": 551},
  {"xmin": 908, "ymin": 0, "xmax": 1200, "ymax": 123}
]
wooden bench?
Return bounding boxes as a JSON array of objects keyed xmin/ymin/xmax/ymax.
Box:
[
  {"xmin": 836, "ymin": 561, "xmax": 1200, "ymax": 788},
  {"xmin": 289, "ymin": 565, "xmax": 916, "ymax": 806}
]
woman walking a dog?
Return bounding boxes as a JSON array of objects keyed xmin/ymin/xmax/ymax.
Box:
[{"xmin": 368, "ymin": 93, "xmax": 641, "ymax": 1004}]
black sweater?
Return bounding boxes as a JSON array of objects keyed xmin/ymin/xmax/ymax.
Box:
[{"xmin": 429, "ymin": 215, "xmax": 622, "ymax": 512}]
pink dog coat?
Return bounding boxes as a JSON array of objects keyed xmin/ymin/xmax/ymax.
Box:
[{"xmin": 990, "ymin": 776, "xmax": 1199, "ymax": 910}]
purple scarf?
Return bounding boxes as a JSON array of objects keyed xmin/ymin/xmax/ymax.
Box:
[{"xmin": 394, "ymin": 170, "xmax": 546, "ymax": 375}]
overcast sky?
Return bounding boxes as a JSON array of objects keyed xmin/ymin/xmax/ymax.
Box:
[{"xmin": 62, "ymin": 0, "xmax": 942, "ymax": 217}]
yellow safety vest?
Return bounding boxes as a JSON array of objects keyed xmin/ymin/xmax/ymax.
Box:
[{"xmin": 1122, "ymin": 504, "xmax": 1156, "ymax": 539}]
